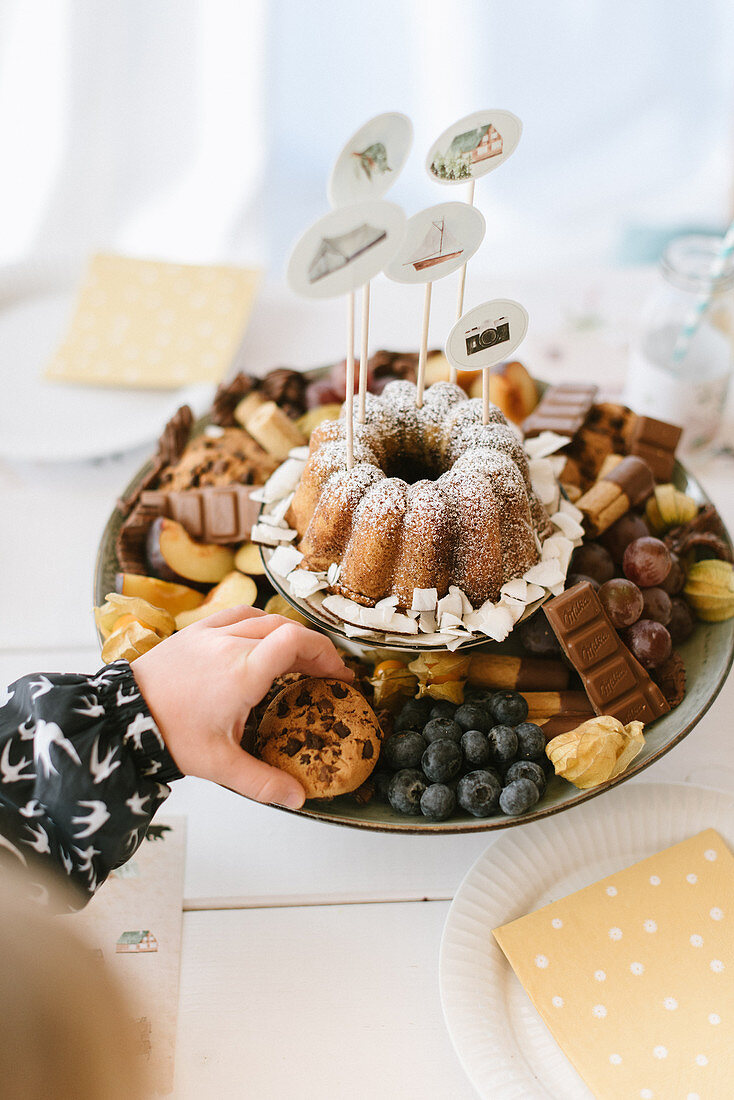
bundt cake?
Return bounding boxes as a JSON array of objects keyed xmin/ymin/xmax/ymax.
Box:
[{"xmin": 287, "ymin": 380, "xmax": 551, "ymax": 609}]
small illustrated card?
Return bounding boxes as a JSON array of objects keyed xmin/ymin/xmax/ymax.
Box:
[
  {"xmin": 383, "ymin": 201, "xmax": 485, "ymax": 286},
  {"xmin": 426, "ymin": 109, "xmax": 522, "ymax": 184},
  {"xmin": 45, "ymin": 253, "xmax": 260, "ymax": 389},
  {"xmin": 493, "ymin": 829, "xmax": 734, "ymax": 1100},
  {"xmin": 66, "ymin": 817, "xmax": 186, "ymax": 1096},
  {"xmin": 328, "ymin": 111, "xmax": 413, "ymax": 207},
  {"xmin": 445, "ymin": 298, "xmax": 528, "ymax": 371}
]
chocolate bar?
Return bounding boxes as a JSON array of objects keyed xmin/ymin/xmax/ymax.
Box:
[
  {"xmin": 575, "ymin": 455, "xmax": 655, "ymax": 536},
  {"xmin": 522, "ymin": 383, "xmax": 598, "ymax": 440},
  {"xmin": 625, "ymin": 415, "xmax": 683, "ymax": 482},
  {"xmin": 140, "ymin": 486, "xmax": 260, "ymax": 544},
  {"xmin": 543, "ymin": 581, "xmax": 669, "ymax": 725}
]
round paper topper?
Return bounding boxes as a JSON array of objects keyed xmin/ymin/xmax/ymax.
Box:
[
  {"xmin": 445, "ymin": 299, "xmax": 529, "ymax": 372},
  {"xmin": 286, "ymin": 199, "xmax": 406, "ymax": 300},
  {"xmin": 426, "ymin": 109, "xmax": 522, "ymax": 185},
  {"xmin": 383, "ymin": 202, "xmax": 485, "ymax": 285},
  {"xmin": 328, "ymin": 112, "xmax": 413, "ymax": 207}
]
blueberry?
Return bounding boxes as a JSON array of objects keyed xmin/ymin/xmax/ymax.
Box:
[
  {"xmin": 457, "ymin": 770, "xmax": 502, "ymax": 817},
  {"xmin": 499, "ymin": 778, "xmax": 540, "ymax": 816},
  {"xmin": 428, "ymin": 699, "xmax": 457, "ymax": 721},
  {"xmin": 423, "ymin": 717, "xmax": 463, "ymax": 744},
  {"xmin": 487, "ymin": 725, "xmax": 519, "ymax": 768},
  {"xmin": 382, "ymin": 731, "xmax": 427, "ymax": 771},
  {"xmin": 394, "ymin": 697, "xmax": 431, "ymax": 732},
  {"xmin": 505, "ymin": 760, "xmax": 547, "ymax": 797},
  {"xmin": 514, "ymin": 722, "xmax": 546, "ymax": 762},
  {"xmin": 421, "ymin": 739, "xmax": 463, "ymax": 784},
  {"xmin": 454, "ymin": 702, "xmax": 491, "ymax": 733},
  {"xmin": 420, "ymin": 783, "xmax": 456, "ymax": 821},
  {"xmin": 388, "ymin": 769, "xmax": 427, "ymax": 815},
  {"xmin": 461, "ymin": 729, "xmax": 491, "ymax": 768},
  {"xmin": 372, "ymin": 770, "xmax": 392, "ymax": 804},
  {"xmin": 490, "ymin": 691, "xmax": 529, "ymax": 727}
]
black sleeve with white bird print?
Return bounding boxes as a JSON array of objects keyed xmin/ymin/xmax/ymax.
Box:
[{"xmin": 0, "ymin": 659, "xmax": 182, "ymax": 908}]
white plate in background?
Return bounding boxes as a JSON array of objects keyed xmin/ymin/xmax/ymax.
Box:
[
  {"xmin": 439, "ymin": 781, "xmax": 734, "ymax": 1099},
  {"xmin": 0, "ymin": 262, "xmax": 212, "ymax": 462}
]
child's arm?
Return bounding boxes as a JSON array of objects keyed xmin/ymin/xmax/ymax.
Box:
[{"xmin": 0, "ymin": 606, "xmax": 352, "ymax": 907}]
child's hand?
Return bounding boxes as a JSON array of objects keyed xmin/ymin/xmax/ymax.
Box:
[{"xmin": 131, "ymin": 606, "xmax": 354, "ymax": 810}]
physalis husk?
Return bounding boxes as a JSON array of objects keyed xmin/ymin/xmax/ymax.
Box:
[
  {"xmin": 94, "ymin": 593, "xmax": 175, "ymax": 640},
  {"xmin": 546, "ymin": 715, "xmax": 645, "ymax": 789},
  {"xmin": 368, "ymin": 660, "xmax": 418, "ymax": 709},
  {"xmin": 408, "ymin": 652, "xmax": 472, "ymax": 703}
]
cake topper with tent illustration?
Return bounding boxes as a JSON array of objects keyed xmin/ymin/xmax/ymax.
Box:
[
  {"xmin": 445, "ymin": 298, "xmax": 529, "ymax": 423},
  {"xmin": 287, "ymin": 198, "xmax": 406, "ymax": 471},
  {"xmin": 328, "ymin": 112, "xmax": 413, "ymax": 207},
  {"xmin": 384, "ymin": 201, "xmax": 485, "ymax": 407}
]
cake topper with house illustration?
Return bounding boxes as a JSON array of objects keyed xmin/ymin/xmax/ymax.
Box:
[
  {"xmin": 328, "ymin": 111, "xmax": 413, "ymax": 207},
  {"xmin": 384, "ymin": 202, "xmax": 485, "ymax": 286},
  {"xmin": 426, "ymin": 109, "xmax": 522, "ymax": 183},
  {"xmin": 115, "ymin": 929, "xmax": 159, "ymax": 954},
  {"xmin": 287, "ymin": 199, "xmax": 406, "ymax": 299}
]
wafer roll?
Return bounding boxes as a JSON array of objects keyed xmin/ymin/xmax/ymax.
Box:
[
  {"xmin": 576, "ymin": 455, "xmax": 655, "ymax": 536},
  {"xmin": 233, "ymin": 390, "xmax": 267, "ymax": 427},
  {"xmin": 244, "ymin": 400, "xmax": 306, "ymax": 460},
  {"xmin": 519, "ymin": 691, "xmax": 593, "ymax": 719},
  {"xmin": 468, "ymin": 654, "xmax": 570, "ymax": 692}
]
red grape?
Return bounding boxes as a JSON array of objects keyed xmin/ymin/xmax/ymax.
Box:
[
  {"xmin": 622, "ymin": 537, "xmax": 672, "ymax": 587},
  {"xmin": 641, "ymin": 586, "xmax": 672, "ymax": 626},
  {"xmin": 668, "ymin": 597, "xmax": 695, "ymax": 643},
  {"xmin": 517, "ymin": 614, "xmax": 562, "ymax": 657},
  {"xmin": 659, "ymin": 551, "xmax": 685, "ymax": 595},
  {"xmin": 599, "ymin": 578, "xmax": 644, "ymax": 629},
  {"xmin": 566, "ymin": 572, "xmax": 600, "ymax": 591},
  {"xmin": 329, "ymin": 358, "xmax": 373, "ymax": 399},
  {"xmin": 305, "ymin": 379, "xmax": 341, "ymax": 408},
  {"xmin": 570, "ymin": 543, "xmax": 615, "ymax": 585},
  {"xmin": 624, "ymin": 619, "xmax": 673, "ymax": 669},
  {"xmin": 600, "ymin": 513, "xmax": 650, "ymax": 564}
]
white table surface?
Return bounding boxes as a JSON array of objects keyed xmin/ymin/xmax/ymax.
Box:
[{"xmin": 2, "ymin": 265, "xmax": 734, "ymax": 1099}]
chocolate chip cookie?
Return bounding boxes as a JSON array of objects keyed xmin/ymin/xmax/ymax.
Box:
[{"xmin": 256, "ymin": 677, "xmax": 382, "ymax": 799}]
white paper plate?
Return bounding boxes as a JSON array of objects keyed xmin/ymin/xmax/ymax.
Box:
[
  {"xmin": 0, "ymin": 262, "xmax": 212, "ymax": 462},
  {"xmin": 439, "ymin": 781, "xmax": 734, "ymax": 1099}
]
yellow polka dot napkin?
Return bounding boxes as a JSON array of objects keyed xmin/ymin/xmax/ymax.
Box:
[
  {"xmin": 45, "ymin": 253, "xmax": 260, "ymax": 389},
  {"xmin": 493, "ymin": 829, "xmax": 734, "ymax": 1099}
]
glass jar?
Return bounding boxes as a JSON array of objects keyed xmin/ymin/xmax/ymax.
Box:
[{"xmin": 623, "ymin": 234, "xmax": 734, "ymax": 450}]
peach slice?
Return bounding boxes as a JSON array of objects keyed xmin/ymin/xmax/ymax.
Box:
[
  {"xmin": 233, "ymin": 542, "xmax": 266, "ymax": 576},
  {"xmin": 175, "ymin": 570, "xmax": 258, "ymax": 630},
  {"xmin": 115, "ymin": 573, "xmax": 205, "ymax": 616},
  {"xmin": 146, "ymin": 518, "xmax": 235, "ymax": 585}
]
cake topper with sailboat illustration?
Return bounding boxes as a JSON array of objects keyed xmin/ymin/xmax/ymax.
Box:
[
  {"xmin": 384, "ymin": 202, "xmax": 485, "ymax": 285},
  {"xmin": 328, "ymin": 112, "xmax": 413, "ymax": 207},
  {"xmin": 426, "ymin": 109, "xmax": 522, "ymax": 183},
  {"xmin": 287, "ymin": 199, "xmax": 406, "ymax": 299}
]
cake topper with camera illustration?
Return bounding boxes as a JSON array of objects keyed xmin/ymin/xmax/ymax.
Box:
[
  {"xmin": 384, "ymin": 201, "xmax": 485, "ymax": 408},
  {"xmin": 426, "ymin": 109, "xmax": 523, "ymax": 379},
  {"xmin": 328, "ymin": 113, "xmax": 414, "ymax": 424},
  {"xmin": 286, "ymin": 198, "xmax": 406, "ymax": 469},
  {"xmin": 446, "ymin": 298, "xmax": 529, "ymax": 424}
]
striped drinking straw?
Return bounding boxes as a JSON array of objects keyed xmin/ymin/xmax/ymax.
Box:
[{"xmin": 671, "ymin": 220, "xmax": 734, "ymax": 364}]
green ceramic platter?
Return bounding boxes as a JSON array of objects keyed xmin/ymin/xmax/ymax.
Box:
[{"xmin": 94, "ymin": 415, "xmax": 734, "ymax": 834}]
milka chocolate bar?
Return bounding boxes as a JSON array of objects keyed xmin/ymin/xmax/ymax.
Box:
[
  {"xmin": 625, "ymin": 415, "xmax": 683, "ymax": 482},
  {"xmin": 575, "ymin": 455, "xmax": 655, "ymax": 536},
  {"xmin": 543, "ymin": 581, "xmax": 669, "ymax": 725},
  {"xmin": 140, "ymin": 486, "xmax": 260, "ymax": 544},
  {"xmin": 522, "ymin": 383, "xmax": 598, "ymax": 440}
]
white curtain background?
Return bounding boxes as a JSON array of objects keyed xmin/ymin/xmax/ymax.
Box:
[{"xmin": 0, "ymin": 0, "xmax": 733, "ymax": 277}]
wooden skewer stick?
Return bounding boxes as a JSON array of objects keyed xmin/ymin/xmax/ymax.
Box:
[
  {"xmin": 416, "ymin": 281, "xmax": 432, "ymax": 409},
  {"xmin": 346, "ymin": 290, "xmax": 355, "ymax": 469},
  {"xmin": 358, "ymin": 281, "xmax": 370, "ymax": 423},
  {"xmin": 452, "ymin": 177, "xmax": 476, "ymax": 384},
  {"xmin": 482, "ymin": 366, "xmax": 490, "ymax": 425}
]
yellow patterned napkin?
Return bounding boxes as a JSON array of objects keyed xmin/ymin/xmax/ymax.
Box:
[
  {"xmin": 493, "ymin": 829, "xmax": 734, "ymax": 1099},
  {"xmin": 45, "ymin": 253, "xmax": 260, "ymax": 388}
]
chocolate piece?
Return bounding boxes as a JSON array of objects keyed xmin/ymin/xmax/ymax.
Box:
[
  {"xmin": 576, "ymin": 455, "xmax": 655, "ymax": 536},
  {"xmin": 211, "ymin": 372, "xmax": 258, "ymax": 427},
  {"xmin": 652, "ymin": 652, "xmax": 686, "ymax": 708},
  {"xmin": 625, "ymin": 415, "xmax": 682, "ymax": 482},
  {"xmin": 664, "ymin": 504, "xmax": 733, "ymax": 563},
  {"xmin": 140, "ymin": 485, "xmax": 261, "ymax": 544},
  {"xmin": 368, "ymin": 348, "xmax": 422, "ymax": 381},
  {"xmin": 260, "ymin": 368, "xmax": 307, "ymax": 415},
  {"xmin": 115, "ymin": 496, "xmax": 163, "ymax": 574},
  {"xmin": 543, "ymin": 581, "xmax": 669, "ymax": 725},
  {"xmin": 522, "ymin": 383, "xmax": 598, "ymax": 440}
]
